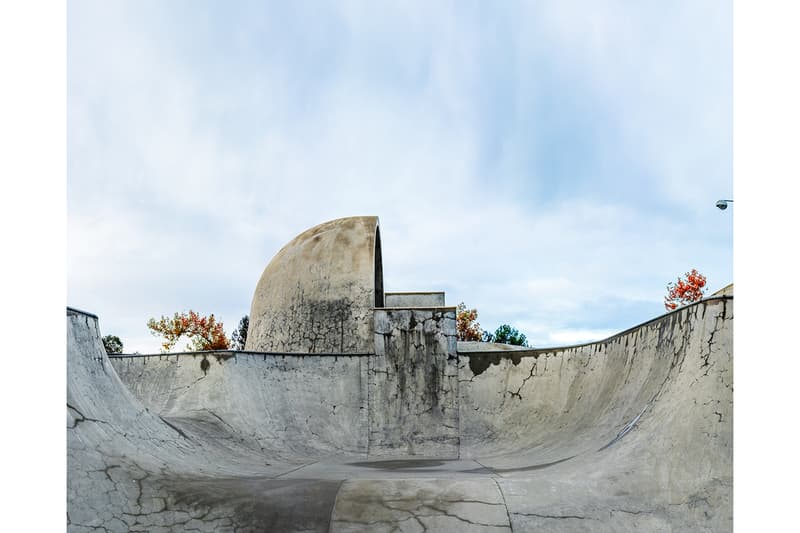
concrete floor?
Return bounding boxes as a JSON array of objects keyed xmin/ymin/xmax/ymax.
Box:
[{"xmin": 67, "ymin": 297, "xmax": 732, "ymax": 532}]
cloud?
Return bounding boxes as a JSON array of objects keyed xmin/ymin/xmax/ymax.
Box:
[
  {"xmin": 68, "ymin": 1, "xmax": 732, "ymax": 352},
  {"xmin": 545, "ymin": 328, "xmax": 619, "ymax": 347}
]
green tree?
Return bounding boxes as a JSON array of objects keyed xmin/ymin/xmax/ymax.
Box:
[
  {"xmin": 491, "ymin": 324, "xmax": 528, "ymax": 347},
  {"xmin": 231, "ymin": 315, "xmax": 249, "ymax": 350},
  {"xmin": 102, "ymin": 335, "xmax": 123, "ymax": 354}
]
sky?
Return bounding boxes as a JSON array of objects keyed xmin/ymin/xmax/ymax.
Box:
[{"xmin": 67, "ymin": 0, "xmax": 733, "ymax": 353}]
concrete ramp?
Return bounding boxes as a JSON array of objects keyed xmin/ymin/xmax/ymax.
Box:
[
  {"xmin": 67, "ymin": 308, "xmax": 345, "ymax": 531},
  {"xmin": 68, "ymin": 296, "xmax": 732, "ymax": 532}
]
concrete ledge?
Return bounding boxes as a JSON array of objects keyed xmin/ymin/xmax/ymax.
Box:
[
  {"xmin": 376, "ymin": 306, "xmax": 457, "ymax": 312},
  {"xmin": 66, "ymin": 306, "xmax": 99, "ymax": 319},
  {"xmin": 384, "ymin": 291, "xmax": 445, "ymax": 295},
  {"xmin": 529, "ymin": 295, "xmax": 733, "ymax": 353},
  {"xmin": 108, "ymin": 350, "xmax": 375, "ymax": 358},
  {"xmin": 384, "ymin": 291, "xmax": 446, "ymax": 307}
]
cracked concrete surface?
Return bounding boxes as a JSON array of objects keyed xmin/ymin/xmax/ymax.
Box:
[
  {"xmin": 370, "ymin": 308, "xmax": 460, "ymax": 457},
  {"xmin": 331, "ymin": 479, "xmax": 511, "ymax": 532},
  {"xmin": 69, "ymin": 294, "xmax": 732, "ymax": 531}
]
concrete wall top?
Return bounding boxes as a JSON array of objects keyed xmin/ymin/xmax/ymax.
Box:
[
  {"xmin": 384, "ymin": 292, "xmax": 445, "ymax": 307},
  {"xmin": 246, "ymin": 216, "xmax": 383, "ymax": 354},
  {"xmin": 711, "ymin": 283, "xmax": 734, "ymax": 297}
]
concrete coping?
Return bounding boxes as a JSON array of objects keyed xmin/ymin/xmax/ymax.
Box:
[
  {"xmin": 456, "ymin": 295, "xmax": 734, "ymax": 359},
  {"xmin": 384, "ymin": 291, "xmax": 445, "ymax": 295},
  {"xmin": 108, "ymin": 350, "xmax": 376, "ymax": 358},
  {"xmin": 81, "ymin": 295, "xmax": 734, "ymax": 360},
  {"xmin": 457, "ymin": 341, "xmax": 530, "ymax": 353},
  {"xmin": 495, "ymin": 295, "xmax": 734, "ymax": 356},
  {"xmin": 66, "ymin": 306, "xmax": 99, "ymax": 319},
  {"xmin": 375, "ymin": 306, "xmax": 457, "ymax": 312}
]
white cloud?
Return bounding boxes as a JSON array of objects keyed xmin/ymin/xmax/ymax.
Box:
[
  {"xmin": 67, "ymin": 1, "xmax": 732, "ymax": 353},
  {"xmin": 545, "ymin": 328, "xmax": 618, "ymax": 347}
]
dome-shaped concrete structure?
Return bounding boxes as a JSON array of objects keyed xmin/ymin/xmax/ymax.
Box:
[{"xmin": 246, "ymin": 216, "xmax": 383, "ymax": 353}]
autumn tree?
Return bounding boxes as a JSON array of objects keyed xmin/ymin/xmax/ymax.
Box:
[
  {"xmin": 147, "ymin": 310, "xmax": 230, "ymax": 352},
  {"xmin": 102, "ymin": 335, "xmax": 123, "ymax": 354},
  {"xmin": 230, "ymin": 315, "xmax": 249, "ymax": 350},
  {"xmin": 664, "ymin": 269, "xmax": 707, "ymax": 311},
  {"xmin": 456, "ymin": 302, "xmax": 484, "ymax": 341}
]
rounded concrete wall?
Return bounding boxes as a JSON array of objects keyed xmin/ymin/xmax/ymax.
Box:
[
  {"xmin": 76, "ymin": 297, "xmax": 733, "ymax": 531},
  {"xmin": 246, "ymin": 216, "xmax": 383, "ymax": 354}
]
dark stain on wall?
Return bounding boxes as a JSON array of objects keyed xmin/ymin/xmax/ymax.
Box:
[{"xmin": 466, "ymin": 352, "xmax": 525, "ymax": 376}]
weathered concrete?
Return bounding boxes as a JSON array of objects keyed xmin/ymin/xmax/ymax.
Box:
[
  {"xmin": 70, "ymin": 296, "xmax": 732, "ymax": 531},
  {"xmin": 384, "ymin": 291, "xmax": 446, "ymax": 307},
  {"xmin": 460, "ymin": 297, "xmax": 733, "ymax": 532},
  {"xmin": 370, "ymin": 308, "xmax": 459, "ymax": 457},
  {"xmin": 331, "ymin": 479, "xmax": 512, "ymax": 532},
  {"xmin": 67, "ymin": 308, "xmax": 335, "ymax": 532},
  {"xmin": 458, "ymin": 340, "xmax": 530, "ymax": 352},
  {"xmin": 111, "ymin": 351, "xmax": 369, "ymax": 461},
  {"xmin": 712, "ymin": 283, "xmax": 734, "ymax": 297},
  {"xmin": 246, "ymin": 216, "xmax": 383, "ymax": 353}
]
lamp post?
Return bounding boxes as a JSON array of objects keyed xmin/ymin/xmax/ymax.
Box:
[{"xmin": 715, "ymin": 199, "xmax": 733, "ymax": 210}]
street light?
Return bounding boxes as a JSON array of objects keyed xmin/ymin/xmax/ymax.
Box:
[{"xmin": 716, "ymin": 199, "xmax": 733, "ymax": 210}]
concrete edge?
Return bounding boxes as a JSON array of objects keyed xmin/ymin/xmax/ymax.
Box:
[
  {"xmin": 108, "ymin": 350, "xmax": 376, "ymax": 358},
  {"xmin": 66, "ymin": 306, "xmax": 99, "ymax": 319},
  {"xmin": 79, "ymin": 296, "xmax": 733, "ymax": 360},
  {"xmin": 376, "ymin": 306, "xmax": 457, "ymax": 312},
  {"xmin": 458, "ymin": 295, "xmax": 733, "ymax": 357},
  {"xmin": 384, "ymin": 291, "xmax": 446, "ymax": 296}
]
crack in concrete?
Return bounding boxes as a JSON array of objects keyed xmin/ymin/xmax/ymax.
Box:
[
  {"xmin": 513, "ymin": 511, "xmax": 590, "ymax": 520},
  {"xmin": 157, "ymin": 416, "xmax": 191, "ymax": 441},
  {"xmin": 598, "ymin": 402, "xmax": 651, "ymax": 451},
  {"xmin": 507, "ymin": 358, "xmax": 542, "ymax": 400},
  {"xmin": 67, "ymin": 403, "xmax": 112, "ymax": 429}
]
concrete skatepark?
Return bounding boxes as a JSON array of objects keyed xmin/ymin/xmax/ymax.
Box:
[{"xmin": 67, "ymin": 216, "xmax": 733, "ymax": 532}]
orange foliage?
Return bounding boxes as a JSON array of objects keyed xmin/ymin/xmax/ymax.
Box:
[
  {"xmin": 147, "ymin": 310, "xmax": 230, "ymax": 352},
  {"xmin": 457, "ymin": 302, "xmax": 484, "ymax": 341},
  {"xmin": 664, "ymin": 269, "xmax": 707, "ymax": 311}
]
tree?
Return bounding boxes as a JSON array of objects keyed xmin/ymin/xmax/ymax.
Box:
[
  {"xmin": 102, "ymin": 335, "xmax": 123, "ymax": 354},
  {"xmin": 231, "ymin": 315, "xmax": 249, "ymax": 350},
  {"xmin": 456, "ymin": 302, "xmax": 484, "ymax": 341},
  {"xmin": 147, "ymin": 310, "xmax": 230, "ymax": 352},
  {"xmin": 491, "ymin": 324, "xmax": 528, "ymax": 347},
  {"xmin": 664, "ymin": 269, "xmax": 707, "ymax": 311}
]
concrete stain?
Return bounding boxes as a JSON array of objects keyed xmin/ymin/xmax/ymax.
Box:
[
  {"xmin": 348, "ymin": 459, "xmax": 445, "ymax": 470},
  {"xmin": 467, "ymin": 352, "xmax": 524, "ymax": 376}
]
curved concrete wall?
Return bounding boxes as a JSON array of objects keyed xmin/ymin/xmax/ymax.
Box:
[
  {"xmin": 113, "ymin": 298, "xmax": 731, "ymax": 463},
  {"xmin": 73, "ymin": 295, "xmax": 732, "ymax": 531},
  {"xmin": 458, "ymin": 297, "xmax": 732, "ymax": 531},
  {"xmin": 68, "ymin": 309, "xmax": 347, "ymax": 531},
  {"xmin": 460, "ymin": 298, "xmax": 732, "ymax": 460},
  {"xmin": 246, "ymin": 216, "xmax": 382, "ymax": 354},
  {"xmin": 111, "ymin": 352, "xmax": 369, "ymax": 459}
]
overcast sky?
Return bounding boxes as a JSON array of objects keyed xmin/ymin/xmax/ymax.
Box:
[{"xmin": 67, "ymin": 1, "xmax": 732, "ymax": 353}]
